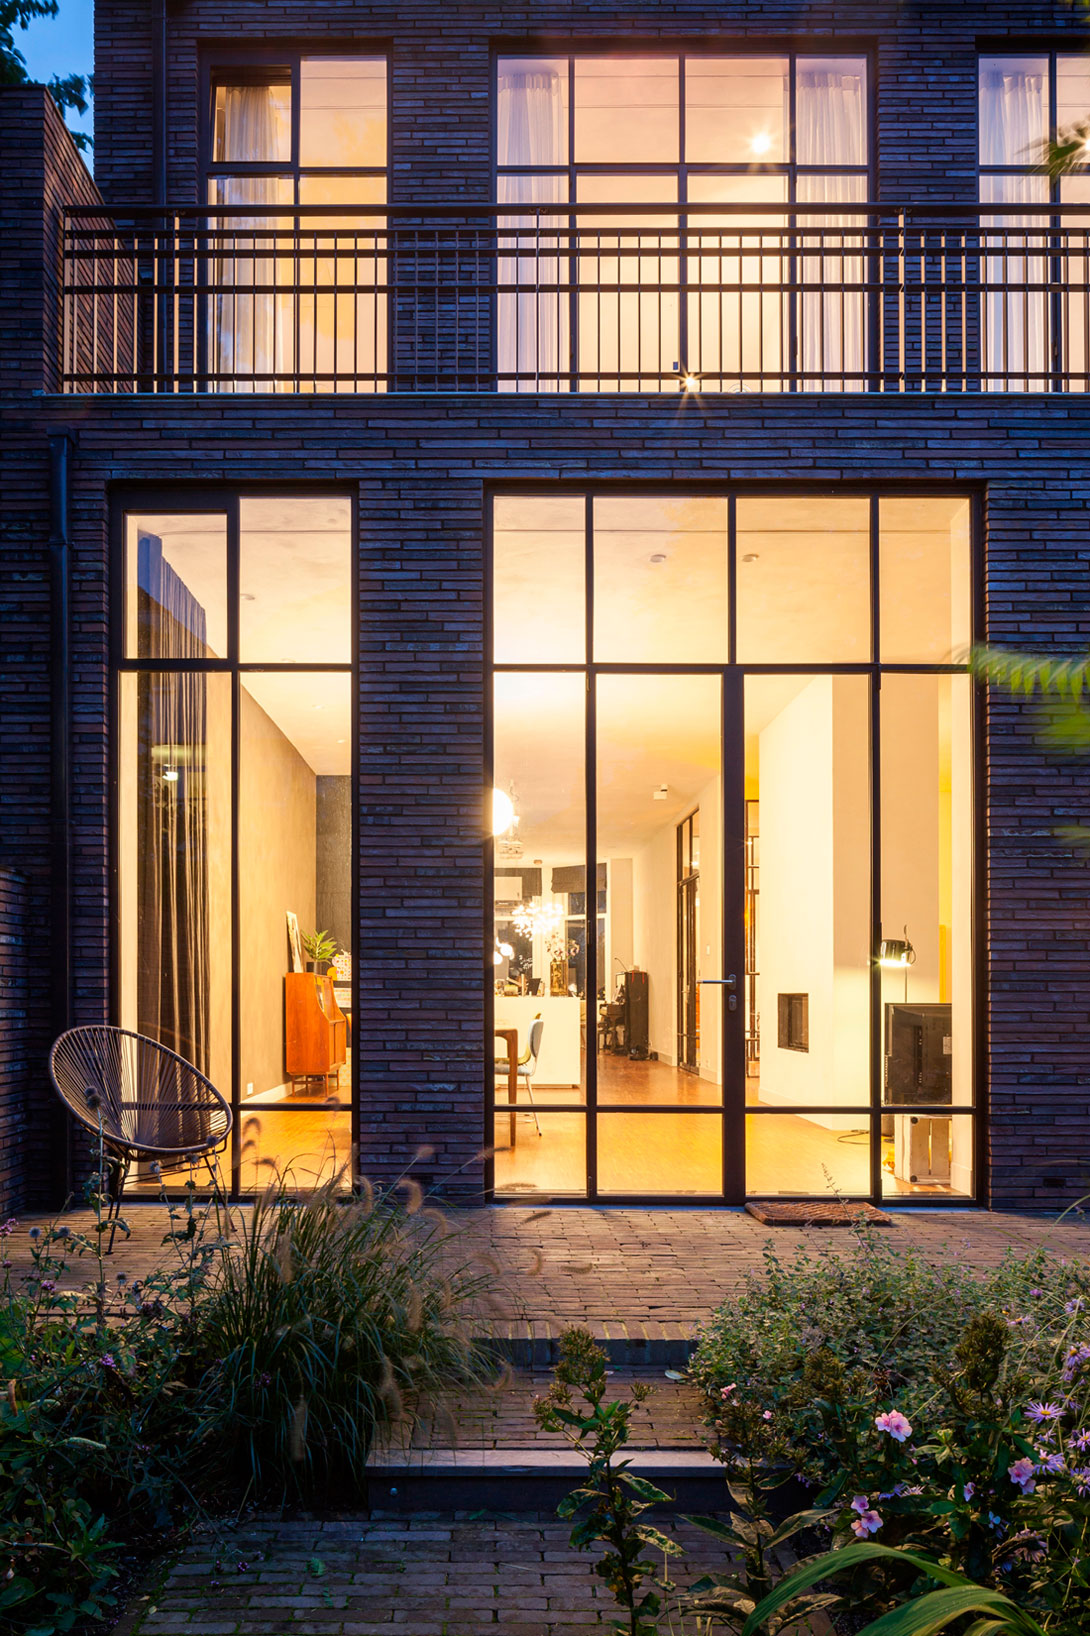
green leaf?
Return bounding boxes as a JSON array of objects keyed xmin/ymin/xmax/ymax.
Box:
[
  {"xmin": 740, "ymin": 1544, "xmax": 970, "ymax": 1636},
  {"xmin": 682, "ymin": 1514, "xmax": 741, "ymax": 1544},
  {"xmin": 619, "ymin": 1472, "xmax": 673, "ymax": 1505},
  {"xmin": 856, "ymin": 1587, "xmax": 1042, "ymax": 1636},
  {"xmin": 632, "ymin": 1525, "xmax": 684, "ymax": 1557},
  {"xmin": 766, "ymin": 1506, "xmax": 836, "ymax": 1548}
]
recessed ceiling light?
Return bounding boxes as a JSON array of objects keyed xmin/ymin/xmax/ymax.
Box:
[
  {"xmin": 742, "ymin": 552, "xmax": 760, "ymax": 562},
  {"xmin": 313, "ymin": 704, "xmax": 324, "ymax": 710},
  {"xmin": 337, "ymin": 738, "xmax": 346, "ymax": 744},
  {"xmin": 241, "ymin": 592, "xmax": 256, "ymax": 601},
  {"xmin": 650, "ymin": 552, "xmax": 668, "ymax": 564}
]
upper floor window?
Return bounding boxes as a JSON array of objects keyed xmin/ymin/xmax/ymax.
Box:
[
  {"xmin": 209, "ymin": 56, "xmax": 387, "ymax": 207},
  {"xmin": 978, "ymin": 53, "xmax": 1090, "ymax": 389},
  {"xmin": 494, "ymin": 52, "xmax": 870, "ymax": 392},
  {"xmin": 206, "ymin": 55, "xmax": 387, "ymax": 392}
]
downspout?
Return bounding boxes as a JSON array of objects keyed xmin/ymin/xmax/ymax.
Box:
[
  {"xmin": 48, "ymin": 432, "xmax": 74, "ymax": 1198},
  {"xmin": 152, "ymin": 0, "xmax": 167, "ymax": 205}
]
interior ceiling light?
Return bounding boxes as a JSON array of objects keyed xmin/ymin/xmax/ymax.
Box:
[
  {"xmin": 241, "ymin": 592, "xmax": 256, "ymax": 601},
  {"xmin": 750, "ymin": 131, "xmax": 773, "ymax": 156},
  {"xmin": 492, "ymin": 786, "xmax": 515, "ymax": 837},
  {"xmin": 162, "ymin": 768, "xmax": 179, "ymax": 783},
  {"xmin": 653, "ymin": 785, "xmax": 669, "ymax": 801},
  {"xmin": 742, "ymin": 552, "xmax": 760, "ymax": 562},
  {"xmin": 649, "ymin": 552, "xmax": 668, "ymax": 564}
]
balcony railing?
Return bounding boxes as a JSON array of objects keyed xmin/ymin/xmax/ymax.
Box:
[{"xmin": 60, "ymin": 202, "xmax": 1090, "ymax": 394}]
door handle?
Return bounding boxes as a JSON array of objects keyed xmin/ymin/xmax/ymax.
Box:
[{"xmin": 701, "ymin": 975, "xmax": 737, "ymax": 990}]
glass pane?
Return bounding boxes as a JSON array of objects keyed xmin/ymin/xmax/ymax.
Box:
[
  {"xmin": 744, "ymin": 675, "xmax": 871, "ymax": 1116},
  {"xmin": 238, "ymin": 668, "xmax": 351, "ymax": 1177},
  {"xmin": 1060, "ymin": 175, "xmax": 1090, "ymax": 388},
  {"xmin": 212, "ymin": 81, "xmax": 291, "ymax": 163},
  {"xmin": 1057, "ymin": 55, "xmax": 1090, "ymax": 135},
  {"xmin": 240, "ymin": 495, "xmax": 352, "ymax": 663},
  {"xmin": 206, "ymin": 176, "xmax": 295, "ymax": 392},
  {"xmin": 497, "ymin": 173, "xmax": 571, "ymax": 392},
  {"xmin": 125, "ymin": 513, "xmax": 228, "ymax": 660},
  {"xmin": 687, "ymin": 174, "xmax": 788, "ymax": 390},
  {"xmin": 593, "ymin": 496, "xmax": 728, "ymax": 663},
  {"xmin": 597, "ymin": 674, "xmax": 722, "ymax": 1106},
  {"xmin": 881, "ymin": 1114, "xmax": 974, "ymax": 1199},
  {"xmin": 300, "ymin": 57, "xmax": 386, "ymax": 168},
  {"xmin": 492, "ymin": 495, "xmax": 585, "ymax": 663},
  {"xmin": 576, "ymin": 173, "xmax": 678, "ymax": 391},
  {"xmin": 574, "ymin": 57, "xmax": 679, "ymax": 165},
  {"xmin": 978, "ymin": 55, "xmax": 1049, "ymax": 166},
  {"xmin": 239, "ymin": 1109, "xmax": 353, "ymax": 1191},
  {"xmin": 118, "ymin": 671, "xmax": 232, "ymax": 1103},
  {"xmin": 497, "ymin": 57, "xmax": 569, "ymax": 166},
  {"xmin": 493, "ymin": 1112, "xmax": 585, "ymax": 1194},
  {"xmin": 296, "ymin": 175, "xmax": 387, "ymax": 393},
  {"xmin": 796, "ymin": 57, "xmax": 867, "ymax": 166},
  {"xmin": 597, "ymin": 1113, "xmax": 721, "ymax": 1193},
  {"xmin": 795, "ymin": 174, "xmax": 867, "ymax": 389},
  {"xmin": 685, "ymin": 57, "xmax": 788, "ymax": 163},
  {"xmin": 493, "ymin": 673, "xmax": 587, "ymax": 1106},
  {"xmin": 747, "ymin": 1114, "xmax": 870, "ymax": 1195},
  {"xmin": 879, "ymin": 497, "xmax": 972, "ymax": 663},
  {"xmin": 736, "ymin": 496, "xmax": 870, "ymax": 662},
  {"xmin": 880, "ymin": 676, "xmax": 973, "ymax": 1133},
  {"xmin": 980, "ymin": 174, "xmax": 1050, "ymax": 389}
]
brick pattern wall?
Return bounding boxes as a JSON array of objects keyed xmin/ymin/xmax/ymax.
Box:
[
  {"xmin": 3, "ymin": 2, "xmax": 1090, "ymax": 1209},
  {"xmin": 0, "ymin": 871, "xmax": 29, "ymax": 1216}
]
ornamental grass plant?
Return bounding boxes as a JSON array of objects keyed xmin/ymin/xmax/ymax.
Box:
[{"xmin": 0, "ymin": 1152, "xmax": 494, "ymax": 1636}]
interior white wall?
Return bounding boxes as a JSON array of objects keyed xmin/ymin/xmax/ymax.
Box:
[
  {"xmin": 632, "ymin": 817, "xmax": 678, "ymax": 1063},
  {"xmin": 756, "ymin": 676, "xmax": 870, "ymax": 1119},
  {"xmin": 697, "ymin": 772, "xmax": 722, "ymax": 1084}
]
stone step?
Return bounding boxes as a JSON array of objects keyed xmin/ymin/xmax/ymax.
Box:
[
  {"xmin": 365, "ymin": 1447, "xmax": 728, "ymax": 1512},
  {"xmin": 478, "ymin": 1321, "xmax": 697, "ymax": 1368}
]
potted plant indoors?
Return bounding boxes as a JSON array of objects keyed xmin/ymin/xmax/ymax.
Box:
[{"xmin": 302, "ymin": 929, "xmax": 339, "ymax": 974}]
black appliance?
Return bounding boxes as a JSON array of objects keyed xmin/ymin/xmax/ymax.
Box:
[
  {"xmin": 884, "ymin": 1002, "xmax": 952, "ymax": 1105},
  {"xmin": 600, "ymin": 968, "xmax": 650, "ymax": 1059}
]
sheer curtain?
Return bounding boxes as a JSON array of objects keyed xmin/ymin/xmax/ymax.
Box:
[
  {"xmin": 210, "ymin": 86, "xmax": 290, "ymax": 391},
  {"xmin": 796, "ymin": 62, "xmax": 867, "ymax": 388},
  {"xmin": 497, "ymin": 68, "xmax": 569, "ymax": 389},
  {"xmin": 136, "ymin": 534, "xmax": 211, "ymax": 1100},
  {"xmin": 979, "ymin": 61, "xmax": 1049, "ymax": 389}
]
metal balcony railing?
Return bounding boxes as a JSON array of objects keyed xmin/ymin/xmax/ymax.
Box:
[{"xmin": 59, "ymin": 202, "xmax": 1090, "ymax": 394}]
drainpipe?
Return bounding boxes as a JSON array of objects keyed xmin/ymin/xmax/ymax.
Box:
[
  {"xmin": 152, "ymin": 0, "xmax": 167, "ymax": 206},
  {"xmin": 48, "ymin": 432, "xmax": 74, "ymax": 1198}
]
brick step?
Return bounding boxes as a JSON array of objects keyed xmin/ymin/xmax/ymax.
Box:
[
  {"xmin": 478, "ymin": 1323, "xmax": 697, "ymax": 1368},
  {"xmin": 365, "ymin": 1447, "xmax": 728, "ymax": 1512}
]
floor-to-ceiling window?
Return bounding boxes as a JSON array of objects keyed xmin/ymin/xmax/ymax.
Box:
[
  {"xmin": 116, "ymin": 492, "xmax": 355, "ymax": 1194},
  {"xmin": 979, "ymin": 51, "xmax": 1090, "ymax": 388},
  {"xmin": 495, "ymin": 51, "xmax": 870, "ymax": 390},
  {"xmin": 488, "ymin": 489, "xmax": 976, "ymax": 1202},
  {"xmin": 206, "ymin": 52, "xmax": 387, "ymax": 390}
]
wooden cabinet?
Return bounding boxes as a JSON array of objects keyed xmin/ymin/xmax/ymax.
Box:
[{"xmin": 285, "ymin": 972, "xmax": 346, "ymax": 1092}]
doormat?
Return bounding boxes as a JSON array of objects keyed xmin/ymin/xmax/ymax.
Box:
[{"xmin": 745, "ymin": 1200, "xmax": 892, "ymax": 1227}]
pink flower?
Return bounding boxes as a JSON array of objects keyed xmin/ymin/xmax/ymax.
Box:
[
  {"xmin": 762, "ymin": 1410, "xmax": 773, "ymax": 1421},
  {"xmin": 1008, "ymin": 1457, "xmax": 1036, "ymax": 1494},
  {"xmin": 963, "ymin": 1482, "xmax": 975, "ymax": 1500},
  {"xmin": 875, "ymin": 1410, "xmax": 912, "ymax": 1443},
  {"xmin": 718, "ymin": 1384, "xmax": 737, "ymax": 1400},
  {"xmin": 849, "ymin": 1496, "xmax": 883, "ymax": 1538}
]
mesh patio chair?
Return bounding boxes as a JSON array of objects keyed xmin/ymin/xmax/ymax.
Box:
[{"xmin": 49, "ymin": 1025, "xmax": 233, "ymax": 1250}]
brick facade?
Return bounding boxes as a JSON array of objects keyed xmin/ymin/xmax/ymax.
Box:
[
  {"xmin": 0, "ymin": 870, "xmax": 29, "ymax": 1215},
  {"xmin": 4, "ymin": 5, "xmax": 1090, "ymax": 1211}
]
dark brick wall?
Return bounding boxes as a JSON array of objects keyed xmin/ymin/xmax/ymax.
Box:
[
  {"xmin": 0, "ymin": 871, "xmax": 29, "ymax": 1216},
  {"xmin": 3, "ymin": 4, "xmax": 1090, "ymax": 1210}
]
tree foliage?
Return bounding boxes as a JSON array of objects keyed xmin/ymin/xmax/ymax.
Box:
[{"xmin": 1, "ymin": 1, "xmax": 92, "ymax": 151}]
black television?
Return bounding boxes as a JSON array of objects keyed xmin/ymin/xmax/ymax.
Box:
[{"xmin": 884, "ymin": 1002, "xmax": 953, "ymax": 1106}]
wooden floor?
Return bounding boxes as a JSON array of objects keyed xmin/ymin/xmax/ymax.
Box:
[{"xmin": 493, "ymin": 1053, "xmax": 963, "ymax": 1198}]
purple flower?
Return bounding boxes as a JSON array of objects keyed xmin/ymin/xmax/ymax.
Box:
[
  {"xmin": 0, "ymin": 1219, "xmax": 18, "ymax": 1237},
  {"xmin": 1069, "ymin": 1430, "xmax": 1090, "ymax": 1455},
  {"xmin": 849, "ymin": 1496, "xmax": 883, "ymax": 1538},
  {"xmin": 1025, "ymin": 1400, "xmax": 1064, "ymax": 1425},
  {"xmin": 875, "ymin": 1409, "xmax": 912, "ymax": 1443},
  {"xmin": 1039, "ymin": 1451, "xmax": 1065, "ymax": 1474},
  {"xmin": 100, "ymin": 1353, "xmax": 117, "ymax": 1370},
  {"xmin": 1072, "ymin": 1467, "xmax": 1090, "ymax": 1497},
  {"xmin": 1005, "ymin": 1530, "xmax": 1048, "ymax": 1564},
  {"xmin": 963, "ymin": 1482, "xmax": 975, "ymax": 1501},
  {"xmin": 1029, "ymin": 1288, "xmax": 1043, "ymax": 1298},
  {"xmin": 1066, "ymin": 1298, "xmax": 1085, "ymax": 1314},
  {"xmin": 1009, "ymin": 1457, "xmax": 1036, "ymax": 1494},
  {"xmin": 1062, "ymin": 1344, "xmax": 1090, "ymax": 1384}
]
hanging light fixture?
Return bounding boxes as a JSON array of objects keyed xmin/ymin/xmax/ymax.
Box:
[
  {"xmin": 512, "ymin": 898, "xmax": 565, "ymax": 940},
  {"xmin": 493, "ymin": 936, "xmax": 515, "ymax": 967},
  {"xmin": 879, "ymin": 926, "xmax": 916, "ymax": 1002}
]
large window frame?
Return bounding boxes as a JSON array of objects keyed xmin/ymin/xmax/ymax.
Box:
[
  {"xmin": 492, "ymin": 46, "xmax": 875, "ymax": 391},
  {"xmin": 484, "ymin": 483, "xmax": 985, "ymax": 1206},
  {"xmin": 109, "ymin": 485, "xmax": 359, "ymax": 1200}
]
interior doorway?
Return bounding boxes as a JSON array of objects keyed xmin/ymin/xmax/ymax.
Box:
[{"xmin": 677, "ymin": 810, "xmax": 700, "ymax": 1075}]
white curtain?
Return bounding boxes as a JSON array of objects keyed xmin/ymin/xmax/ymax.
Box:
[
  {"xmin": 979, "ymin": 64, "xmax": 1049, "ymax": 390},
  {"xmin": 497, "ymin": 69, "xmax": 568, "ymax": 389},
  {"xmin": 210, "ymin": 86, "xmax": 290, "ymax": 391},
  {"xmin": 796, "ymin": 63, "xmax": 867, "ymax": 389}
]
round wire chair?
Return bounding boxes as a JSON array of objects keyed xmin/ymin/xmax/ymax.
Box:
[{"xmin": 49, "ymin": 1025, "xmax": 233, "ymax": 1248}]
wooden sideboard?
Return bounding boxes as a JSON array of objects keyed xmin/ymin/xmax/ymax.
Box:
[{"xmin": 285, "ymin": 972, "xmax": 346, "ymax": 1094}]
